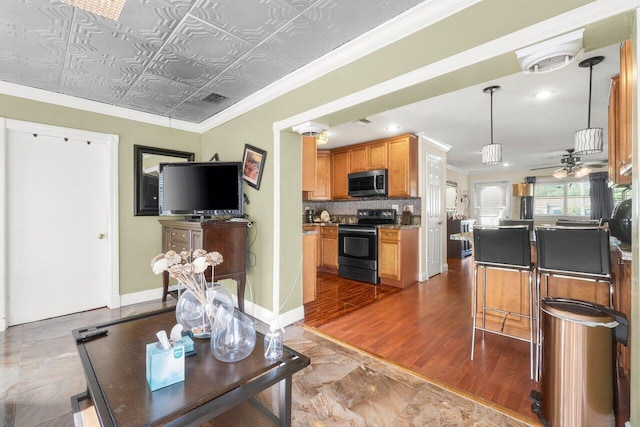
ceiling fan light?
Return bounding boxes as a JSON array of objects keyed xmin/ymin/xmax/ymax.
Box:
[
  {"xmin": 552, "ymin": 168, "xmax": 568, "ymax": 179},
  {"xmin": 574, "ymin": 127, "xmax": 603, "ymax": 154},
  {"xmin": 315, "ymin": 131, "xmax": 328, "ymax": 145},
  {"xmin": 482, "ymin": 143, "xmax": 502, "ymax": 165},
  {"xmin": 574, "ymin": 166, "xmax": 591, "ymax": 178}
]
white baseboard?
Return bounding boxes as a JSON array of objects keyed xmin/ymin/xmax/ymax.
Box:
[{"xmin": 120, "ymin": 287, "xmax": 164, "ymax": 307}]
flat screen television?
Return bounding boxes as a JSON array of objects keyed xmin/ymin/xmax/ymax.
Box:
[{"xmin": 159, "ymin": 162, "xmax": 244, "ymax": 218}]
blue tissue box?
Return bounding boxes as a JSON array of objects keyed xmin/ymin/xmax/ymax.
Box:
[{"xmin": 145, "ymin": 343, "xmax": 185, "ymax": 391}]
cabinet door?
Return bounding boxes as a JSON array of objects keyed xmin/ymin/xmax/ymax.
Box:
[
  {"xmin": 379, "ymin": 229, "xmax": 400, "ymax": 280},
  {"xmin": 608, "ymin": 76, "xmax": 620, "ymax": 184},
  {"xmin": 191, "ymin": 230, "xmax": 203, "ymax": 251},
  {"xmin": 350, "ymin": 146, "xmax": 368, "ymax": 172},
  {"xmin": 331, "ymin": 149, "xmax": 350, "ymax": 199},
  {"xmin": 302, "ymin": 234, "xmax": 317, "ymax": 303},
  {"xmin": 302, "ymin": 135, "xmax": 317, "ymax": 192},
  {"xmin": 368, "ymin": 141, "xmax": 388, "ymax": 170},
  {"xmin": 618, "ymin": 40, "xmax": 633, "ymax": 183},
  {"xmin": 309, "ymin": 151, "xmax": 331, "ymax": 200},
  {"xmin": 387, "ymin": 135, "xmax": 418, "ymax": 197},
  {"xmin": 320, "ymin": 226, "xmax": 338, "ymax": 268}
]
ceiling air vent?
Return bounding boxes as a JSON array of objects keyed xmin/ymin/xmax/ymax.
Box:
[
  {"xmin": 354, "ymin": 118, "xmax": 371, "ymax": 126},
  {"xmin": 515, "ymin": 29, "xmax": 584, "ymax": 74},
  {"xmin": 201, "ymin": 92, "xmax": 228, "ymax": 104}
]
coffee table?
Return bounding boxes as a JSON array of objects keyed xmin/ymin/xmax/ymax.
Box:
[{"xmin": 71, "ymin": 307, "xmax": 309, "ymax": 426}]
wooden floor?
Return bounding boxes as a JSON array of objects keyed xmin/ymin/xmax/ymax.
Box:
[{"xmin": 303, "ymin": 257, "xmax": 540, "ymax": 421}]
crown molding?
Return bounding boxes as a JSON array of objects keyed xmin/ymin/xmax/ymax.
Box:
[
  {"xmin": 0, "ymin": 81, "xmax": 200, "ymax": 133},
  {"xmin": 447, "ymin": 164, "xmax": 470, "ymax": 175}
]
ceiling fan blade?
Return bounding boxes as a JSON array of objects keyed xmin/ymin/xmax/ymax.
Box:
[{"xmin": 530, "ymin": 165, "xmax": 560, "ymax": 170}]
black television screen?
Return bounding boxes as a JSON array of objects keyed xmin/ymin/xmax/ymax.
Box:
[{"xmin": 159, "ymin": 162, "xmax": 244, "ymax": 217}]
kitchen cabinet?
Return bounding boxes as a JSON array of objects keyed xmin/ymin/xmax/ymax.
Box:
[
  {"xmin": 617, "ymin": 40, "xmax": 633, "ymax": 178},
  {"xmin": 387, "ymin": 134, "xmax": 418, "ymax": 197},
  {"xmin": 303, "ymin": 225, "xmax": 321, "ymax": 266},
  {"xmin": 302, "ymin": 135, "xmax": 317, "ymax": 192},
  {"xmin": 378, "ymin": 227, "xmax": 418, "ymax": 288},
  {"xmin": 319, "ymin": 225, "xmax": 338, "ymax": 272},
  {"xmin": 308, "ymin": 151, "xmax": 331, "ymax": 200},
  {"xmin": 612, "ymin": 250, "xmax": 632, "ymax": 379},
  {"xmin": 302, "ymin": 233, "xmax": 317, "ymax": 303},
  {"xmin": 349, "ymin": 141, "xmax": 388, "ymax": 173},
  {"xmin": 331, "ymin": 149, "xmax": 350, "ymax": 199},
  {"xmin": 608, "ymin": 41, "xmax": 633, "ymax": 186}
]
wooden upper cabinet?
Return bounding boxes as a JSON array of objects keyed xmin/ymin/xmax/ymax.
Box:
[
  {"xmin": 618, "ymin": 39, "xmax": 633, "ymax": 178},
  {"xmin": 302, "ymin": 136, "xmax": 317, "ymax": 192},
  {"xmin": 309, "ymin": 151, "xmax": 331, "ymax": 200},
  {"xmin": 349, "ymin": 141, "xmax": 388, "ymax": 173},
  {"xmin": 331, "ymin": 148, "xmax": 351, "ymax": 199},
  {"xmin": 387, "ymin": 134, "xmax": 418, "ymax": 197}
]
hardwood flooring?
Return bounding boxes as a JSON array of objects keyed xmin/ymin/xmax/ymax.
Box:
[{"xmin": 303, "ymin": 257, "xmax": 540, "ymax": 421}]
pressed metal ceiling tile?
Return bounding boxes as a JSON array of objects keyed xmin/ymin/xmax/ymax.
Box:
[
  {"xmin": 168, "ymin": 16, "xmax": 251, "ymax": 71},
  {"xmin": 190, "ymin": 0, "xmax": 298, "ymax": 44},
  {"xmin": 0, "ymin": 0, "xmax": 428, "ymax": 123}
]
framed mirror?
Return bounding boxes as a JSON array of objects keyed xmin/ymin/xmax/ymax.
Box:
[
  {"xmin": 134, "ymin": 145, "xmax": 194, "ymax": 216},
  {"xmin": 445, "ymin": 180, "xmax": 458, "ymax": 214}
]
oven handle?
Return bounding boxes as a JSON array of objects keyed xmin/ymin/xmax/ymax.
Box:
[{"xmin": 339, "ymin": 226, "xmax": 377, "ymax": 234}]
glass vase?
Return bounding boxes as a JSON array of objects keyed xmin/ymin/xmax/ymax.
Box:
[
  {"xmin": 210, "ymin": 307, "xmax": 256, "ymax": 362},
  {"xmin": 175, "ymin": 281, "xmax": 234, "ymax": 339}
]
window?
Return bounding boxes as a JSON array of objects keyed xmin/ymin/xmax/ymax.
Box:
[
  {"xmin": 533, "ymin": 180, "xmax": 590, "ymax": 216},
  {"xmin": 473, "ymin": 181, "xmax": 509, "ymax": 225}
]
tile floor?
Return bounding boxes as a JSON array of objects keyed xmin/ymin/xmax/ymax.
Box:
[{"xmin": 1, "ymin": 299, "xmax": 534, "ymax": 426}]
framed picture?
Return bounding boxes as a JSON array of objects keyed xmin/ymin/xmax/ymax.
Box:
[
  {"xmin": 133, "ymin": 145, "xmax": 194, "ymax": 216},
  {"xmin": 242, "ymin": 144, "xmax": 266, "ymax": 190}
]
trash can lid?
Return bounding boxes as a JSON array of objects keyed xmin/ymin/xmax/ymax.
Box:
[{"xmin": 541, "ymin": 297, "xmax": 616, "ymax": 326}]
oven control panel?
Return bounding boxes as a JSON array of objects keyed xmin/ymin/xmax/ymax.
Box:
[{"xmin": 356, "ymin": 209, "xmax": 396, "ymax": 224}]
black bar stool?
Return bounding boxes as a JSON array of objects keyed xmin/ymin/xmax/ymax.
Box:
[
  {"xmin": 535, "ymin": 226, "xmax": 613, "ymax": 308},
  {"xmin": 471, "ymin": 225, "xmax": 537, "ymax": 380}
]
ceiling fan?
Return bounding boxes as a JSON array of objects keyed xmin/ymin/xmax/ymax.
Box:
[{"xmin": 530, "ymin": 149, "xmax": 606, "ymax": 179}]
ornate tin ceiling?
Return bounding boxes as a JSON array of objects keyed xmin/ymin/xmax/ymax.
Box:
[{"xmin": 0, "ymin": 0, "xmax": 423, "ymax": 123}]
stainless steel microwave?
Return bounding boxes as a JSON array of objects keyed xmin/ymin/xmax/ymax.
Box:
[{"xmin": 348, "ymin": 169, "xmax": 388, "ymax": 197}]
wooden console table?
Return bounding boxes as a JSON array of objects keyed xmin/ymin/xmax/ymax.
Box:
[
  {"xmin": 71, "ymin": 308, "xmax": 310, "ymax": 426},
  {"xmin": 160, "ymin": 220, "xmax": 248, "ymax": 312}
]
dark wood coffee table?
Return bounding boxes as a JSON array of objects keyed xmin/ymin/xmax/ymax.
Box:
[{"xmin": 71, "ymin": 307, "xmax": 309, "ymax": 426}]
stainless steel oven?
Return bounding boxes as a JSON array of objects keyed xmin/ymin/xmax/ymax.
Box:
[{"xmin": 338, "ymin": 209, "xmax": 396, "ymax": 284}]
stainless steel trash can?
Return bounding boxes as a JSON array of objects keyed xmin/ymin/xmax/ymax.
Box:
[{"xmin": 532, "ymin": 297, "xmax": 628, "ymax": 427}]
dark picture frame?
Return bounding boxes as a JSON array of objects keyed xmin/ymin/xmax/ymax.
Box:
[
  {"xmin": 242, "ymin": 144, "xmax": 266, "ymax": 190},
  {"xmin": 134, "ymin": 145, "xmax": 194, "ymax": 216}
]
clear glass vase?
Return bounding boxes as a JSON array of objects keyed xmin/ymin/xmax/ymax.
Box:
[
  {"xmin": 210, "ymin": 307, "xmax": 256, "ymax": 362},
  {"xmin": 175, "ymin": 280, "xmax": 234, "ymax": 339}
]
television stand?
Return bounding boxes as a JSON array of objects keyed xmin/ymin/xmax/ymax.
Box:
[{"xmin": 159, "ymin": 220, "xmax": 248, "ymax": 312}]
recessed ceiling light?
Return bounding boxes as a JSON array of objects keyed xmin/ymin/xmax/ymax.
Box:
[
  {"xmin": 534, "ymin": 90, "xmax": 553, "ymax": 100},
  {"xmin": 503, "ymin": 162, "xmax": 510, "ymax": 167},
  {"xmin": 386, "ymin": 124, "xmax": 401, "ymax": 131}
]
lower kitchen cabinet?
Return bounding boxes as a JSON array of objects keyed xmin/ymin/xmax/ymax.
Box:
[
  {"xmin": 320, "ymin": 225, "xmax": 338, "ymax": 273},
  {"xmin": 378, "ymin": 227, "xmax": 419, "ymax": 288},
  {"xmin": 302, "ymin": 233, "xmax": 317, "ymax": 303}
]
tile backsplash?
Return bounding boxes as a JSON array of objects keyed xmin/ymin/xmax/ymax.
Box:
[{"xmin": 303, "ymin": 198, "xmax": 421, "ymax": 224}]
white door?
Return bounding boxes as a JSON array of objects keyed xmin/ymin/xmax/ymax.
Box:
[
  {"xmin": 426, "ymin": 155, "xmax": 444, "ymax": 277},
  {"xmin": 6, "ymin": 129, "xmax": 109, "ymax": 325}
]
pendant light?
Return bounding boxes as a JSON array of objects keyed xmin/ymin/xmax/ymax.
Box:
[
  {"xmin": 574, "ymin": 56, "xmax": 604, "ymax": 155},
  {"xmin": 481, "ymin": 85, "xmax": 502, "ymax": 164}
]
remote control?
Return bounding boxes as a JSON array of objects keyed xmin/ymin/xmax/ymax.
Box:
[{"xmin": 77, "ymin": 328, "xmax": 108, "ymax": 343}]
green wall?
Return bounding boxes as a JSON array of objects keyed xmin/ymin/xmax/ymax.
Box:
[{"xmin": 0, "ymin": 94, "xmax": 201, "ymax": 295}]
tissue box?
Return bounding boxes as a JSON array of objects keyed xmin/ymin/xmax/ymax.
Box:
[{"xmin": 145, "ymin": 343, "xmax": 185, "ymax": 391}]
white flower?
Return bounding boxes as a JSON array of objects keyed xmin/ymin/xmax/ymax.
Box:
[
  {"xmin": 152, "ymin": 258, "xmax": 169, "ymax": 275},
  {"xmin": 193, "ymin": 249, "xmax": 207, "ymax": 258},
  {"xmin": 192, "ymin": 257, "xmax": 209, "ymax": 273},
  {"xmin": 206, "ymin": 251, "xmax": 224, "ymax": 267},
  {"xmin": 165, "ymin": 252, "xmax": 181, "ymax": 266}
]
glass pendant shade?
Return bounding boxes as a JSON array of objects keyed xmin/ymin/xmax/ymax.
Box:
[
  {"xmin": 574, "ymin": 127, "xmax": 603, "ymax": 155},
  {"xmin": 482, "ymin": 143, "xmax": 502, "ymax": 164}
]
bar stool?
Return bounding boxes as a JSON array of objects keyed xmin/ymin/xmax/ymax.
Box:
[
  {"xmin": 471, "ymin": 225, "xmax": 537, "ymax": 380},
  {"xmin": 536, "ymin": 226, "xmax": 613, "ymax": 307}
]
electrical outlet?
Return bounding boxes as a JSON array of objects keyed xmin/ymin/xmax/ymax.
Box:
[
  {"xmin": 392, "ymin": 204, "xmax": 399, "ymax": 212},
  {"xmin": 304, "ymin": 206, "xmax": 310, "ymax": 212}
]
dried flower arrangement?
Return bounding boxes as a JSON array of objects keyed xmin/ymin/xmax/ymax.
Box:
[{"xmin": 151, "ymin": 249, "xmax": 224, "ymax": 306}]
